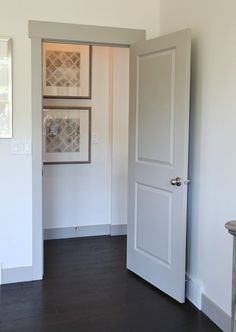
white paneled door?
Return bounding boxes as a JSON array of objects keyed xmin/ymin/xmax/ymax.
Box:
[{"xmin": 127, "ymin": 30, "xmax": 191, "ymax": 303}]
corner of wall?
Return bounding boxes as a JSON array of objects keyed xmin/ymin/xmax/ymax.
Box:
[{"xmin": 186, "ymin": 274, "xmax": 203, "ymax": 309}]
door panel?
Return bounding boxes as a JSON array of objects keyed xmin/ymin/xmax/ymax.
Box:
[{"xmin": 127, "ymin": 29, "xmax": 191, "ymax": 303}]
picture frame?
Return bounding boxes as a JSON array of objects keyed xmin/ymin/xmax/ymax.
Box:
[
  {"xmin": 43, "ymin": 106, "xmax": 91, "ymax": 164},
  {"xmin": 0, "ymin": 37, "xmax": 12, "ymax": 138},
  {"xmin": 43, "ymin": 43, "xmax": 92, "ymax": 99}
]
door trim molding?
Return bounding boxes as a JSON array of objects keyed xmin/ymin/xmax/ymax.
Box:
[
  {"xmin": 29, "ymin": 20, "xmax": 145, "ymax": 45},
  {"xmin": 29, "ymin": 20, "xmax": 145, "ymax": 281}
]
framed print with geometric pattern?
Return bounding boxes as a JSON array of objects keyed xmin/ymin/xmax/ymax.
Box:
[
  {"xmin": 43, "ymin": 43, "xmax": 91, "ymax": 99},
  {"xmin": 43, "ymin": 107, "xmax": 91, "ymax": 164}
]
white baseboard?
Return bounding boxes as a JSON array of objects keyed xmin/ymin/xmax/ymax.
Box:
[
  {"xmin": 44, "ymin": 224, "xmax": 127, "ymax": 240},
  {"xmin": 44, "ymin": 224, "xmax": 110, "ymax": 240},
  {"xmin": 201, "ymin": 294, "xmax": 231, "ymax": 332},
  {"xmin": 186, "ymin": 276, "xmax": 231, "ymax": 331},
  {"xmin": 2, "ymin": 266, "xmax": 33, "ymax": 285}
]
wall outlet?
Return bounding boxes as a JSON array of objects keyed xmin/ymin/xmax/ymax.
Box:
[{"xmin": 92, "ymin": 133, "xmax": 99, "ymax": 144}]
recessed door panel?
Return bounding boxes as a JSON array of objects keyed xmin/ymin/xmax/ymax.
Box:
[
  {"xmin": 137, "ymin": 49, "xmax": 175, "ymax": 166},
  {"xmin": 135, "ymin": 183, "xmax": 172, "ymax": 266}
]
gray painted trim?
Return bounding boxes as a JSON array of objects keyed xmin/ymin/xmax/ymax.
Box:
[
  {"xmin": 44, "ymin": 224, "xmax": 127, "ymax": 240},
  {"xmin": 111, "ymin": 224, "xmax": 127, "ymax": 236},
  {"xmin": 31, "ymin": 37, "xmax": 43, "ymax": 281},
  {"xmin": 2, "ymin": 266, "xmax": 33, "ymax": 285},
  {"xmin": 44, "ymin": 225, "xmax": 111, "ymax": 240},
  {"xmin": 201, "ymin": 294, "xmax": 231, "ymax": 332},
  {"xmin": 29, "ymin": 20, "xmax": 145, "ymax": 282},
  {"xmin": 28, "ymin": 21, "xmax": 146, "ymax": 46}
]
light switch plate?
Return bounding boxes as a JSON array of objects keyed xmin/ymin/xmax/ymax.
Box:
[{"xmin": 11, "ymin": 140, "xmax": 32, "ymax": 154}]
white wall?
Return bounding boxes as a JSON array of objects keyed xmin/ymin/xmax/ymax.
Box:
[
  {"xmin": 0, "ymin": 0, "xmax": 160, "ymax": 270},
  {"xmin": 43, "ymin": 46, "xmax": 111, "ymax": 229},
  {"xmin": 43, "ymin": 46, "xmax": 129, "ymax": 229},
  {"xmin": 160, "ymin": 0, "xmax": 236, "ymax": 315},
  {"xmin": 111, "ymin": 48, "xmax": 129, "ymax": 226},
  {"xmin": 1, "ymin": 0, "xmax": 233, "ymax": 319}
]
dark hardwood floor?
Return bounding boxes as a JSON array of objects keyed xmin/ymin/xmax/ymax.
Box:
[{"xmin": 0, "ymin": 236, "xmax": 220, "ymax": 332}]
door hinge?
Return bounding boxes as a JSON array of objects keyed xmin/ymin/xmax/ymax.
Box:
[{"xmin": 185, "ymin": 275, "xmax": 190, "ymax": 283}]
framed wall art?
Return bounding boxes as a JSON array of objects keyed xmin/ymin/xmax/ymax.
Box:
[
  {"xmin": 0, "ymin": 37, "xmax": 12, "ymax": 138},
  {"xmin": 43, "ymin": 43, "xmax": 92, "ymax": 99},
  {"xmin": 43, "ymin": 106, "xmax": 91, "ymax": 164}
]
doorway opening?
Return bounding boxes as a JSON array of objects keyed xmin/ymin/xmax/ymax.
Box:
[{"xmin": 42, "ymin": 42, "xmax": 130, "ymax": 247}]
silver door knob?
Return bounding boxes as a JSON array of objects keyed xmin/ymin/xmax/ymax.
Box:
[{"xmin": 171, "ymin": 177, "xmax": 182, "ymax": 186}]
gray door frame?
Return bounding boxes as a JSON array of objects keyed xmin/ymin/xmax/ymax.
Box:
[{"xmin": 28, "ymin": 20, "xmax": 146, "ymax": 280}]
